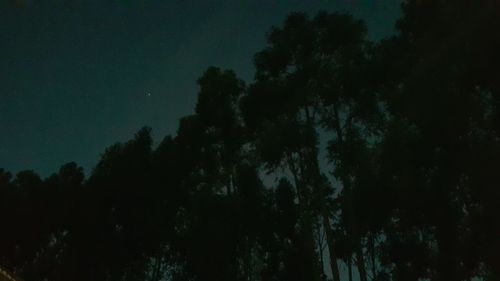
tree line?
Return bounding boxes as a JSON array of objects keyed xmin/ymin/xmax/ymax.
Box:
[{"xmin": 1, "ymin": 1, "xmax": 500, "ymax": 280}]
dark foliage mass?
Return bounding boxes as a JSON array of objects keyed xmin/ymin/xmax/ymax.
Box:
[{"xmin": 1, "ymin": 1, "xmax": 500, "ymax": 280}]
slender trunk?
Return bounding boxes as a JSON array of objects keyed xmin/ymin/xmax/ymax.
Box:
[
  {"xmin": 322, "ymin": 213, "xmax": 341, "ymax": 281},
  {"xmin": 356, "ymin": 245, "xmax": 368, "ymax": 281},
  {"xmin": 287, "ymin": 154, "xmax": 304, "ymax": 205},
  {"xmin": 344, "ymin": 181, "xmax": 366, "ymax": 281},
  {"xmin": 348, "ymin": 256, "xmax": 353, "ymax": 281},
  {"xmin": 151, "ymin": 256, "xmax": 161, "ymax": 281},
  {"xmin": 318, "ymin": 231, "xmax": 326, "ymax": 281},
  {"xmin": 151, "ymin": 245, "xmax": 165, "ymax": 281},
  {"xmin": 369, "ymin": 234, "xmax": 377, "ymax": 280},
  {"xmin": 287, "ymin": 154, "xmax": 322, "ymax": 281}
]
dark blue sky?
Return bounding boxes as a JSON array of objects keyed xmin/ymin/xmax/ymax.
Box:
[{"xmin": 0, "ymin": 0, "xmax": 401, "ymax": 176}]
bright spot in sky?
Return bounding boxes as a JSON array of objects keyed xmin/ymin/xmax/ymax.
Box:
[{"xmin": 146, "ymin": 92, "xmax": 151, "ymax": 97}]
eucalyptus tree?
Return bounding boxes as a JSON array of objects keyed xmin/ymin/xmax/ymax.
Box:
[
  {"xmin": 166, "ymin": 67, "xmax": 273, "ymax": 281},
  {"xmin": 240, "ymin": 11, "xmax": 381, "ymax": 281},
  {"xmin": 313, "ymin": 12, "xmax": 385, "ymax": 281},
  {"xmin": 241, "ymin": 12, "xmax": 330, "ymax": 281}
]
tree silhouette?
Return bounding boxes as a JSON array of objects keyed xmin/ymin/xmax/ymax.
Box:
[{"xmin": 1, "ymin": 3, "xmax": 500, "ymax": 281}]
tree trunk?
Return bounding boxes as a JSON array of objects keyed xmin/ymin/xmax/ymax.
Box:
[
  {"xmin": 369, "ymin": 234, "xmax": 377, "ymax": 280},
  {"xmin": 356, "ymin": 245, "xmax": 368, "ymax": 281},
  {"xmin": 348, "ymin": 256, "xmax": 353, "ymax": 281},
  {"xmin": 322, "ymin": 213, "xmax": 341, "ymax": 281},
  {"xmin": 151, "ymin": 249, "xmax": 163, "ymax": 281}
]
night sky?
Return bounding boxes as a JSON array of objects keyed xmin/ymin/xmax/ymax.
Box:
[{"xmin": 0, "ymin": 0, "xmax": 401, "ymax": 177}]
